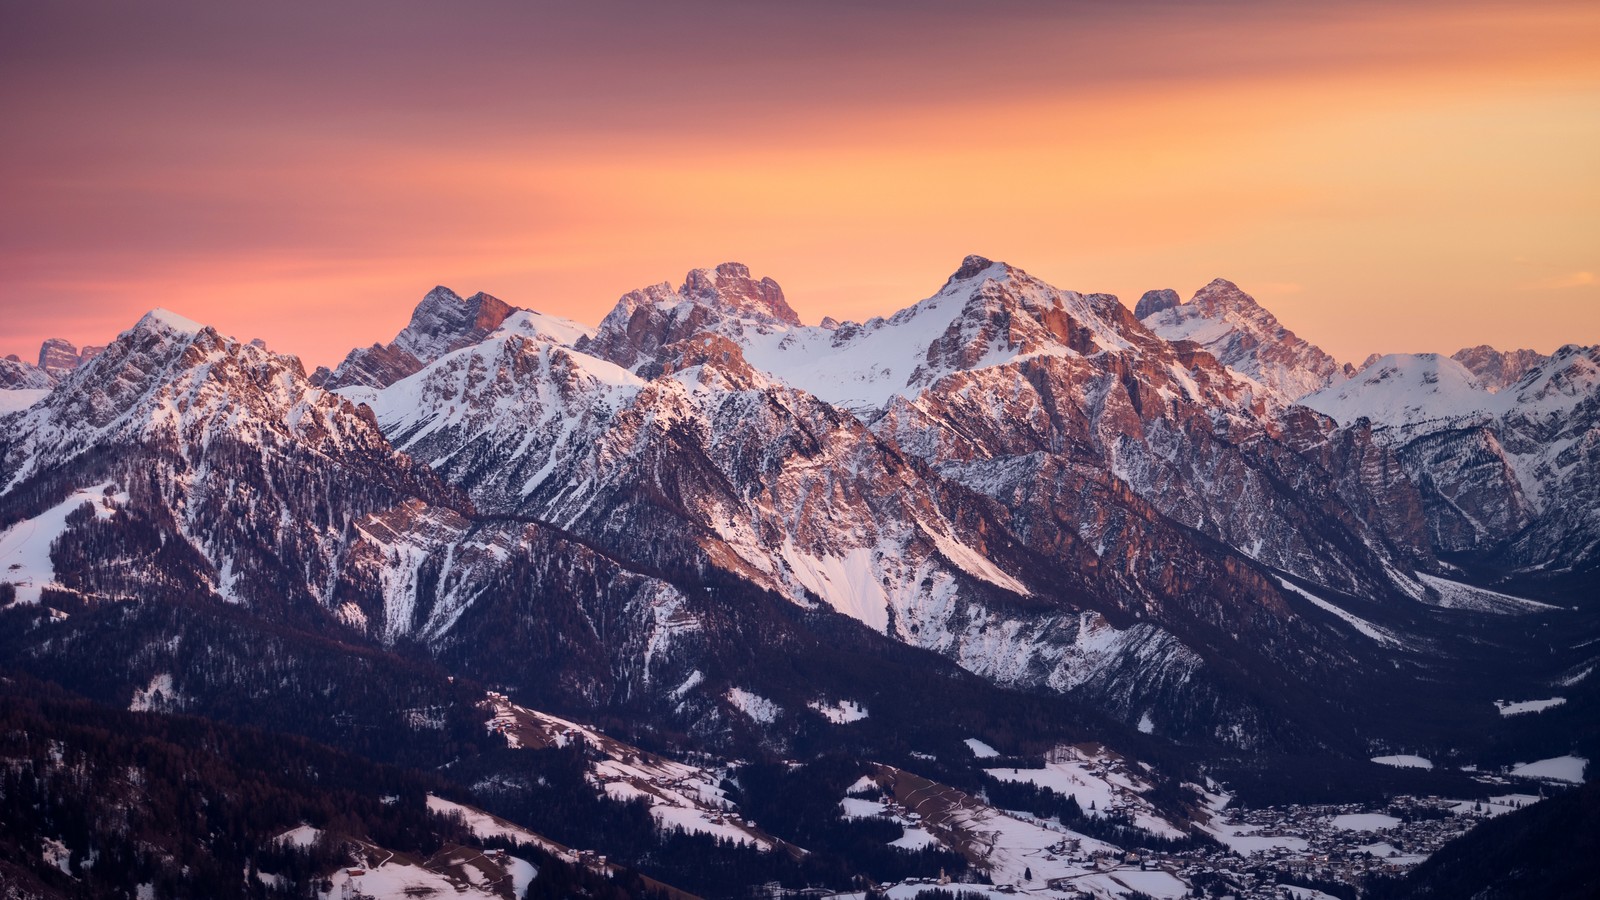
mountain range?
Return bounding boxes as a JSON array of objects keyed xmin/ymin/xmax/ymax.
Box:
[{"xmin": 1, "ymin": 256, "xmax": 1595, "ymax": 898}]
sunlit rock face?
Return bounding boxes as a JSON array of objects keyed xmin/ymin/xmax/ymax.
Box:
[{"xmin": 316, "ymin": 285, "xmax": 522, "ymax": 389}]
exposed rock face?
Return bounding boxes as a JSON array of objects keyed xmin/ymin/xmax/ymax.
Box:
[
  {"xmin": 1140, "ymin": 278, "xmax": 1353, "ymax": 403},
  {"xmin": 1451, "ymin": 344, "xmax": 1550, "ymax": 392},
  {"xmin": 318, "ymin": 286, "xmax": 530, "ymax": 389},
  {"xmin": 683, "ymin": 262, "xmax": 798, "ymax": 325},
  {"xmin": 37, "ymin": 338, "xmax": 87, "ymax": 377},
  {"xmin": 1133, "ymin": 288, "xmax": 1181, "ymax": 319}
]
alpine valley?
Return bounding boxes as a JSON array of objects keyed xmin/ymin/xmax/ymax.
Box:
[{"xmin": 2, "ymin": 258, "xmax": 1596, "ymax": 900}]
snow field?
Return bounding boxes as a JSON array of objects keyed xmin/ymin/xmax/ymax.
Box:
[
  {"xmin": 984, "ymin": 745, "xmax": 1188, "ymax": 839},
  {"xmin": 1495, "ymin": 697, "xmax": 1565, "ymax": 716},
  {"xmin": 1510, "ymin": 755, "xmax": 1587, "ymax": 784},
  {"xmin": 1371, "ymin": 755, "xmax": 1433, "ymax": 770},
  {"xmin": 0, "ymin": 482, "xmax": 122, "ymax": 605}
]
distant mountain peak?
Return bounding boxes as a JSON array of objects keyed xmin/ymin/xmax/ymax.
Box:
[
  {"xmin": 680, "ymin": 262, "xmax": 799, "ymax": 326},
  {"xmin": 1189, "ymin": 277, "xmax": 1263, "ymax": 314},
  {"xmin": 133, "ymin": 307, "xmax": 206, "ymax": 337},
  {"xmin": 37, "ymin": 334, "xmax": 111, "ymax": 379},
  {"xmin": 1134, "ymin": 288, "xmax": 1181, "ymax": 319},
  {"xmin": 1140, "ymin": 279, "xmax": 1348, "ymax": 402},
  {"xmin": 318, "ymin": 286, "xmax": 524, "ymax": 389},
  {"xmin": 1450, "ymin": 345, "xmax": 1550, "ymax": 393}
]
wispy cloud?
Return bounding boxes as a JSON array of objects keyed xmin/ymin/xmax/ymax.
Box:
[{"xmin": 1524, "ymin": 271, "xmax": 1597, "ymax": 290}]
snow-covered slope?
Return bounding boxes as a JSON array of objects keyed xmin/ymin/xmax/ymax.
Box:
[
  {"xmin": 1300, "ymin": 353, "xmax": 1495, "ymax": 433},
  {"xmin": 0, "ymin": 389, "xmax": 49, "ymax": 414}
]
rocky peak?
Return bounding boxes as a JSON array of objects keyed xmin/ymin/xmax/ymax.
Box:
[
  {"xmin": 1188, "ymin": 278, "xmax": 1262, "ymax": 316},
  {"xmin": 399, "ymin": 288, "xmax": 517, "ymax": 356},
  {"xmin": 949, "ymin": 254, "xmax": 1000, "ymax": 282},
  {"xmin": 680, "ymin": 263, "xmax": 799, "ymax": 326},
  {"xmin": 1140, "ymin": 279, "xmax": 1348, "ymax": 402},
  {"xmin": 1133, "ymin": 289, "xmax": 1181, "ymax": 320},
  {"xmin": 582, "ymin": 264, "xmax": 798, "ymax": 372},
  {"xmin": 37, "ymin": 338, "xmax": 84, "ymax": 377},
  {"xmin": 319, "ymin": 286, "xmax": 523, "ymax": 389},
  {"xmin": 1450, "ymin": 345, "xmax": 1550, "ymax": 393}
]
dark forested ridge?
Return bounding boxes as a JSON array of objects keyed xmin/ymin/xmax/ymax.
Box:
[{"xmin": 0, "ymin": 674, "xmax": 463, "ymax": 898}]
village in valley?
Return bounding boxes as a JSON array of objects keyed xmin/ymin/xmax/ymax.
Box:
[
  {"xmin": 471, "ymin": 693, "xmax": 1578, "ymax": 900},
  {"xmin": 819, "ymin": 787, "xmax": 1556, "ymax": 899}
]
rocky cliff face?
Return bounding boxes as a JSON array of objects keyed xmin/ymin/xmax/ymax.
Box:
[
  {"xmin": 1451, "ymin": 345, "xmax": 1550, "ymax": 392},
  {"xmin": 37, "ymin": 338, "xmax": 83, "ymax": 377}
]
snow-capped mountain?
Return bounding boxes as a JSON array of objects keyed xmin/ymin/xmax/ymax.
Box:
[
  {"xmin": 0, "ymin": 309, "xmax": 462, "ymax": 616},
  {"xmin": 3, "ymin": 258, "xmax": 1595, "ymax": 759},
  {"xmin": 1137, "ymin": 278, "xmax": 1353, "ymax": 403},
  {"xmin": 325, "ymin": 257, "xmax": 1488, "ymax": 747},
  {"xmin": 1301, "ymin": 344, "xmax": 1600, "ymax": 573}
]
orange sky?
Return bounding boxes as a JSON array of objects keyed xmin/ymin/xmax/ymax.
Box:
[{"xmin": 2, "ymin": 0, "xmax": 1597, "ymax": 370}]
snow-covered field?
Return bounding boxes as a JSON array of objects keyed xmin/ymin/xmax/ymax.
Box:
[
  {"xmin": 725, "ymin": 687, "xmax": 781, "ymax": 724},
  {"xmin": 1510, "ymin": 755, "xmax": 1587, "ymax": 784},
  {"xmin": 272, "ymin": 825, "xmax": 323, "ymax": 849},
  {"xmin": 1371, "ymin": 755, "xmax": 1434, "ymax": 770},
  {"xmin": 1495, "ymin": 697, "xmax": 1566, "ymax": 717},
  {"xmin": 315, "ymin": 853, "xmax": 534, "ymax": 900},
  {"xmin": 1447, "ymin": 793, "xmax": 1541, "ymax": 817},
  {"xmin": 1328, "ymin": 813, "xmax": 1401, "ymax": 832},
  {"xmin": 0, "ymin": 389, "xmax": 49, "ymax": 414},
  {"xmin": 810, "ymin": 698, "xmax": 869, "ymax": 724},
  {"xmin": 965, "ymin": 738, "xmax": 1000, "ymax": 759}
]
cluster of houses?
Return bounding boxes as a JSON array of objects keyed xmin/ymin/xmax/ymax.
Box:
[{"xmin": 1155, "ymin": 795, "xmax": 1483, "ymax": 897}]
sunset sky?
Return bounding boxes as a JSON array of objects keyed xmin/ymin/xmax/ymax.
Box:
[{"xmin": 3, "ymin": 0, "xmax": 1597, "ymax": 370}]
